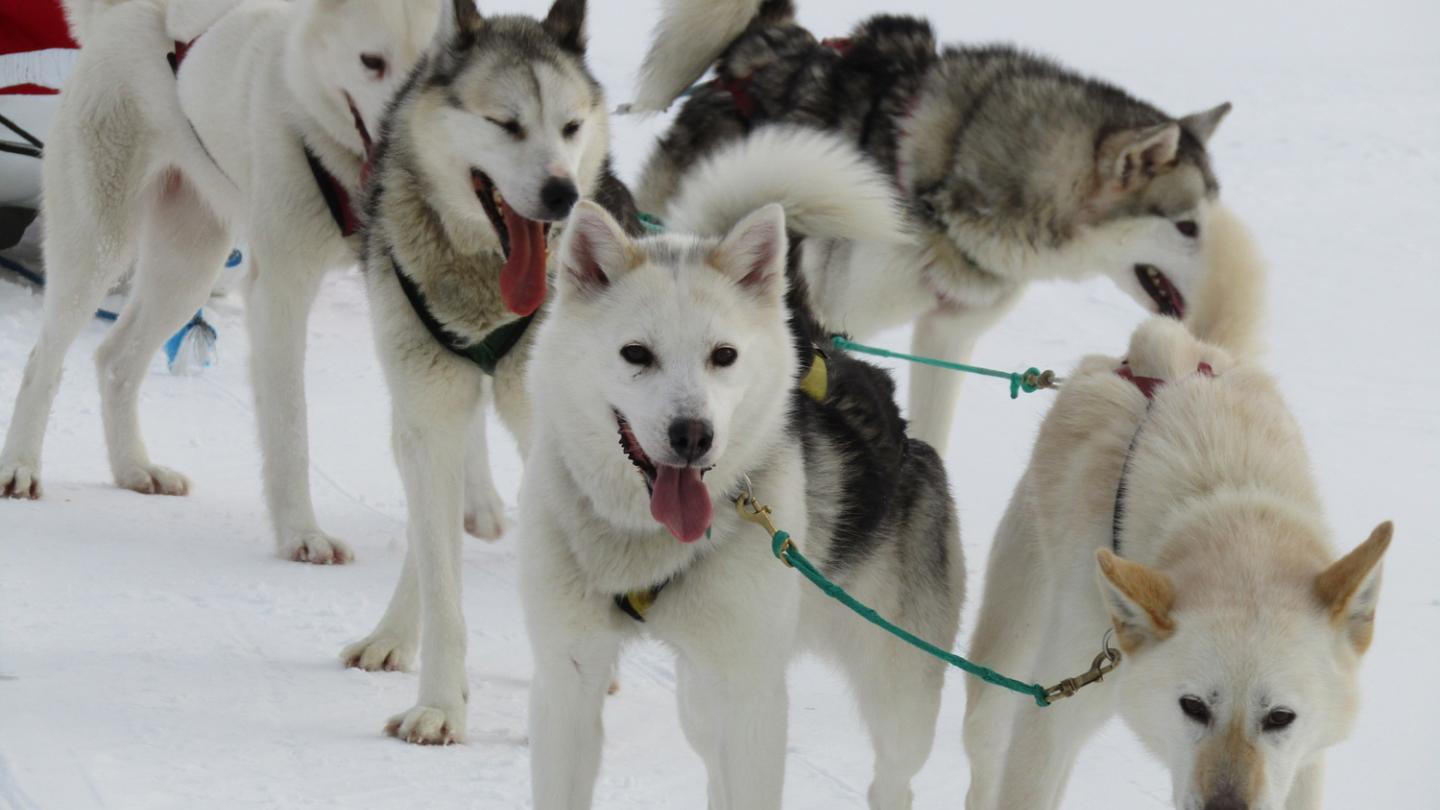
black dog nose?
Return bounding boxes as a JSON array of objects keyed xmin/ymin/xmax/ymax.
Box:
[
  {"xmin": 541, "ymin": 177, "xmax": 578, "ymax": 218},
  {"xmin": 667, "ymin": 418, "xmax": 713, "ymax": 463},
  {"xmin": 1203, "ymin": 790, "xmax": 1248, "ymax": 810}
]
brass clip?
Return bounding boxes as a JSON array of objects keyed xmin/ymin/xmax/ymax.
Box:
[
  {"xmin": 735, "ymin": 488, "xmax": 794, "ymax": 566},
  {"xmin": 1043, "ymin": 633, "xmax": 1121, "ymax": 704}
]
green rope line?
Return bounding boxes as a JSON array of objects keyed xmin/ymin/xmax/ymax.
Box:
[
  {"xmin": 831, "ymin": 336, "xmax": 1048, "ymax": 400},
  {"xmin": 638, "ymin": 211, "xmax": 667, "ymax": 235},
  {"xmin": 768, "ymin": 528, "xmax": 1051, "ymax": 706}
]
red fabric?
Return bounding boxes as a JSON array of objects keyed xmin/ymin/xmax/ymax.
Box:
[
  {"xmin": 0, "ymin": 0, "xmax": 79, "ymax": 55},
  {"xmin": 1, "ymin": 0, "xmax": 78, "ymax": 95}
]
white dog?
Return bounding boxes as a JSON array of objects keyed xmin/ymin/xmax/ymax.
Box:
[
  {"xmin": 963, "ymin": 208, "xmax": 1393, "ymax": 810},
  {"xmin": 0, "ymin": 0, "xmax": 442, "ymax": 563},
  {"xmin": 520, "ymin": 186, "xmax": 964, "ymax": 808}
]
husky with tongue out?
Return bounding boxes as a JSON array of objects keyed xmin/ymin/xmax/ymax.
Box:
[
  {"xmin": 339, "ymin": 0, "xmax": 640, "ymax": 745},
  {"xmin": 520, "ymin": 139, "xmax": 964, "ymax": 809}
]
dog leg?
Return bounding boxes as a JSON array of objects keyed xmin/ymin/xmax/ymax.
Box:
[
  {"xmin": 906, "ymin": 296, "xmax": 1019, "ymax": 451},
  {"xmin": 1285, "ymin": 758, "xmax": 1324, "ymax": 810},
  {"xmin": 674, "ymin": 652, "xmax": 788, "ymax": 810},
  {"xmin": 95, "ymin": 172, "xmax": 229, "ymax": 496},
  {"xmin": 382, "ymin": 376, "xmax": 480, "ymax": 744},
  {"xmin": 462, "ymin": 383, "xmax": 506, "ymax": 540},
  {"xmin": 244, "ymin": 253, "xmax": 351, "ymax": 564},
  {"xmin": 340, "ymin": 540, "xmax": 420, "ymax": 672},
  {"xmin": 846, "ymin": 636, "xmax": 947, "ymax": 810},
  {"xmin": 1, "ymin": 206, "xmax": 133, "ymax": 500},
  {"xmin": 528, "ymin": 628, "xmax": 622, "ymax": 809}
]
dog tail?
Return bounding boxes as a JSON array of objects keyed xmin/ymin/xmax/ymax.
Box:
[
  {"xmin": 61, "ymin": 0, "xmax": 129, "ymax": 45},
  {"xmin": 1183, "ymin": 204, "xmax": 1268, "ymax": 356},
  {"xmin": 630, "ymin": 0, "xmax": 795, "ymax": 114},
  {"xmin": 663, "ymin": 126, "xmax": 909, "ymax": 244}
]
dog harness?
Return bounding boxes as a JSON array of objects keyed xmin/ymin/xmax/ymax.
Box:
[
  {"xmin": 1111, "ymin": 360, "xmax": 1214, "ymax": 554},
  {"xmin": 612, "ymin": 353, "xmax": 831, "ymax": 621},
  {"xmin": 387, "ymin": 251, "xmax": 535, "ymax": 376}
]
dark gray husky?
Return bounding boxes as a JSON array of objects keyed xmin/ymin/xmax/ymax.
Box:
[{"xmin": 631, "ymin": 0, "xmax": 1234, "ymax": 451}]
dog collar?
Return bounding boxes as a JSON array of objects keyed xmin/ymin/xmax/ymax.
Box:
[
  {"xmin": 389, "ymin": 251, "xmax": 534, "ymax": 376},
  {"xmin": 615, "ymin": 580, "xmax": 669, "ymax": 622},
  {"xmin": 1111, "ymin": 361, "xmax": 1215, "ymax": 554}
]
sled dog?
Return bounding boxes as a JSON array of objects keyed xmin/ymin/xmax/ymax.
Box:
[
  {"xmin": 0, "ymin": 0, "xmax": 441, "ymax": 564},
  {"xmin": 963, "ymin": 209, "xmax": 1393, "ymax": 810},
  {"xmin": 632, "ymin": 0, "xmax": 1233, "ymax": 453},
  {"xmin": 339, "ymin": 0, "xmax": 636, "ymax": 742},
  {"xmin": 519, "ymin": 175, "xmax": 961, "ymax": 808}
]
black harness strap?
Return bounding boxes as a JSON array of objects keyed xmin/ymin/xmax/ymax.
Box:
[
  {"xmin": 389, "ymin": 251, "xmax": 533, "ymax": 376},
  {"xmin": 304, "ymin": 146, "xmax": 361, "ymax": 238},
  {"xmin": 614, "ymin": 580, "xmax": 670, "ymax": 623}
]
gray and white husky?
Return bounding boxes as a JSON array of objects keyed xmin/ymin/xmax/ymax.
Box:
[
  {"xmin": 0, "ymin": 0, "xmax": 442, "ymax": 564},
  {"xmin": 338, "ymin": 0, "xmax": 625, "ymax": 743},
  {"xmin": 520, "ymin": 149, "xmax": 960, "ymax": 808},
  {"xmin": 632, "ymin": 0, "xmax": 1233, "ymax": 452},
  {"xmin": 963, "ymin": 210, "xmax": 1392, "ymax": 809}
]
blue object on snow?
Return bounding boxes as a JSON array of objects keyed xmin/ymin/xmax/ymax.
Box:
[{"xmin": 163, "ymin": 310, "xmax": 219, "ymax": 374}]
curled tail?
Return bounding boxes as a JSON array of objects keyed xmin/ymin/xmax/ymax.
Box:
[
  {"xmin": 663, "ymin": 126, "xmax": 909, "ymax": 244},
  {"xmin": 1184, "ymin": 204, "xmax": 1267, "ymax": 356},
  {"xmin": 630, "ymin": 0, "xmax": 793, "ymax": 114}
]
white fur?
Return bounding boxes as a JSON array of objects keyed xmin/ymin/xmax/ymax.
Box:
[
  {"xmin": 521, "ymin": 201, "xmax": 954, "ymax": 809},
  {"xmin": 666, "ymin": 126, "xmax": 911, "ymax": 245},
  {"xmin": 0, "ymin": 0, "xmax": 442, "ymax": 564},
  {"xmin": 629, "ymin": 0, "xmax": 763, "ymax": 113},
  {"xmin": 962, "ymin": 226, "xmax": 1389, "ymax": 809}
]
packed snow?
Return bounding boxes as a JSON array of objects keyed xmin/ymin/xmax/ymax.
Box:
[{"xmin": 2, "ymin": 0, "xmax": 1437, "ymax": 807}]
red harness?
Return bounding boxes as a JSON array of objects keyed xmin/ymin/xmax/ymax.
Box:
[
  {"xmin": 168, "ymin": 37, "xmax": 368, "ymax": 238},
  {"xmin": 1116, "ymin": 360, "xmax": 1215, "ymax": 400}
]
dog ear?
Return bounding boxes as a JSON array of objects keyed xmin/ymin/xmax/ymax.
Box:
[
  {"xmin": 1316, "ymin": 521, "xmax": 1393, "ymax": 654},
  {"xmin": 543, "ymin": 0, "xmax": 587, "ymax": 54},
  {"xmin": 1094, "ymin": 122, "xmax": 1181, "ymax": 198},
  {"xmin": 1180, "ymin": 102, "xmax": 1232, "ymax": 145},
  {"xmin": 710, "ymin": 203, "xmax": 788, "ymax": 303},
  {"xmin": 1095, "ymin": 549, "xmax": 1176, "ymax": 652},
  {"xmin": 452, "ymin": 0, "xmax": 484, "ymax": 37},
  {"xmin": 559, "ymin": 200, "xmax": 632, "ymax": 299}
]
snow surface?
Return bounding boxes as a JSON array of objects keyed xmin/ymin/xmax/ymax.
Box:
[{"xmin": 2, "ymin": 1, "xmax": 1438, "ymax": 807}]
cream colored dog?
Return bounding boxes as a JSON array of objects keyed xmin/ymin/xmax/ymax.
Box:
[{"xmin": 963, "ymin": 208, "xmax": 1393, "ymax": 810}]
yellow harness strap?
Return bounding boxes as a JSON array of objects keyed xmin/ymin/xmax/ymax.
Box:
[{"xmin": 799, "ymin": 350, "xmax": 829, "ymax": 402}]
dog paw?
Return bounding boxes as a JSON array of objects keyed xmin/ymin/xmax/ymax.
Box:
[
  {"xmin": 114, "ymin": 463, "xmax": 190, "ymax": 496},
  {"xmin": 0, "ymin": 460, "xmax": 41, "ymax": 499},
  {"xmin": 464, "ymin": 486, "xmax": 506, "ymax": 541},
  {"xmin": 384, "ymin": 705, "xmax": 466, "ymax": 745},
  {"xmin": 278, "ymin": 531, "xmax": 354, "ymax": 565},
  {"xmin": 341, "ymin": 633, "xmax": 416, "ymax": 672}
]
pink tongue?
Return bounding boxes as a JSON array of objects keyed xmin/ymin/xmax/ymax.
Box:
[
  {"xmin": 650, "ymin": 465, "xmax": 713, "ymax": 543},
  {"xmin": 499, "ymin": 204, "xmax": 547, "ymax": 316}
]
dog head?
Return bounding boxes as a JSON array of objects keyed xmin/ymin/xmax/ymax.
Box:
[
  {"xmin": 530, "ymin": 201, "xmax": 797, "ymax": 542},
  {"xmin": 1095, "ymin": 521, "xmax": 1393, "ymax": 809},
  {"xmin": 903, "ymin": 51, "xmax": 1229, "ymax": 318},
  {"xmin": 290, "ymin": 0, "xmax": 444, "ymax": 155},
  {"xmin": 398, "ymin": 0, "xmax": 608, "ymax": 315}
]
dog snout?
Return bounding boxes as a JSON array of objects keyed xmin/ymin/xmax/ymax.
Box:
[
  {"xmin": 667, "ymin": 418, "xmax": 713, "ymax": 464},
  {"xmin": 1202, "ymin": 788, "xmax": 1249, "ymax": 810},
  {"xmin": 540, "ymin": 177, "xmax": 578, "ymax": 219}
]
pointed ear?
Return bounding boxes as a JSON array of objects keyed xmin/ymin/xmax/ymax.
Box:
[
  {"xmin": 1180, "ymin": 102, "xmax": 1232, "ymax": 145},
  {"xmin": 1316, "ymin": 521, "xmax": 1393, "ymax": 654},
  {"xmin": 1095, "ymin": 122, "xmax": 1181, "ymax": 195},
  {"xmin": 559, "ymin": 201, "xmax": 633, "ymax": 299},
  {"xmin": 452, "ymin": 0, "xmax": 483, "ymax": 37},
  {"xmin": 543, "ymin": 0, "xmax": 587, "ymax": 54},
  {"xmin": 710, "ymin": 203, "xmax": 787, "ymax": 303},
  {"xmin": 1095, "ymin": 549, "xmax": 1176, "ymax": 652}
]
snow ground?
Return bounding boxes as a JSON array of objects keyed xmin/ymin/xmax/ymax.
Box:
[{"xmin": 2, "ymin": 0, "xmax": 1438, "ymax": 807}]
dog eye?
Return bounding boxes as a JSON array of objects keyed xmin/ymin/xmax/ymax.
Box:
[
  {"xmin": 487, "ymin": 117, "xmax": 524, "ymax": 137},
  {"xmin": 562, "ymin": 120, "xmax": 582, "ymax": 138},
  {"xmin": 1175, "ymin": 220, "xmax": 1199, "ymax": 238},
  {"xmin": 620, "ymin": 344, "xmax": 654, "ymax": 367},
  {"xmin": 1262, "ymin": 708, "xmax": 1296, "ymax": 732},
  {"xmin": 711, "ymin": 346, "xmax": 738, "ymax": 368},
  {"xmin": 359, "ymin": 53, "xmax": 387, "ymax": 78},
  {"xmin": 1179, "ymin": 696, "xmax": 1211, "ymax": 725}
]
